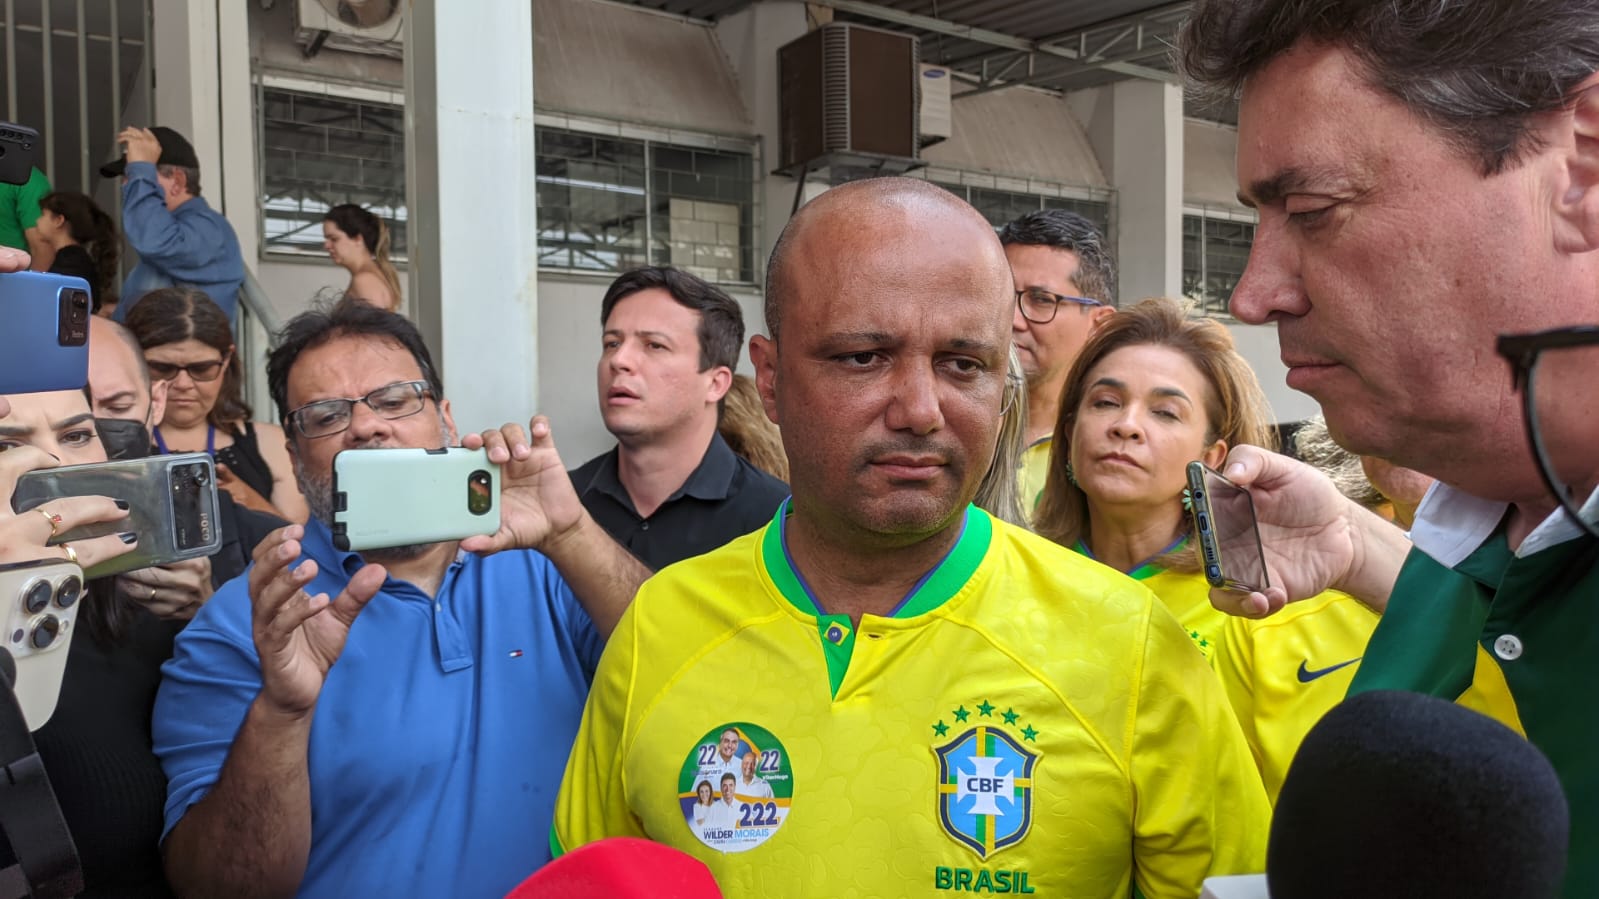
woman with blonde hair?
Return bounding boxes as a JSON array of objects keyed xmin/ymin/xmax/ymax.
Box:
[
  {"xmin": 322, "ymin": 203, "xmax": 403, "ymax": 312},
  {"xmin": 1035, "ymin": 297, "xmax": 1376, "ymax": 801},
  {"xmin": 973, "ymin": 348, "xmax": 1029, "ymax": 528},
  {"xmin": 717, "ymin": 374, "xmax": 788, "ymax": 483}
]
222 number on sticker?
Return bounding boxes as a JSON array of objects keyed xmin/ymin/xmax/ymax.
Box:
[{"xmin": 739, "ymin": 802, "xmax": 779, "ymax": 826}]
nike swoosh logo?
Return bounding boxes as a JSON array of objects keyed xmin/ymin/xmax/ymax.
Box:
[{"xmin": 1296, "ymin": 657, "xmax": 1362, "ymax": 683}]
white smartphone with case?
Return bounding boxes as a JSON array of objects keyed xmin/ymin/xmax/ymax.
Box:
[
  {"xmin": 331, "ymin": 448, "xmax": 501, "ymax": 552},
  {"xmin": 0, "ymin": 559, "xmax": 84, "ymax": 730}
]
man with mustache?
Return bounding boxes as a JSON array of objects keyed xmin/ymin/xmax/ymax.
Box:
[
  {"xmin": 152, "ymin": 297, "xmax": 650, "ymax": 896},
  {"xmin": 571, "ymin": 266, "xmax": 788, "ymax": 570},
  {"xmin": 553, "ymin": 178, "xmax": 1266, "ymax": 898}
]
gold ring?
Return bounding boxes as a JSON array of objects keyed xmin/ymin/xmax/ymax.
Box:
[
  {"xmin": 62, "ymin": 543, "xmax": 78, "ymax": 565},
  {"xmin": 149, "ymin": 585, "xmax": 158, "ymax": 602},
  {"xmin": 36, "ymin": 507, "xmax": 62, "ymax": 537}
]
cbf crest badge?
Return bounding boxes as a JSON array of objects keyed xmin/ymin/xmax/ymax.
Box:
[{"xmin": 931, "ymin": 701, "xmax": 1040, "ymax": 859}]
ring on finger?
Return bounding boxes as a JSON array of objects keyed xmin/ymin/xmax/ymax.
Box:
[
  {"xmin": 62, "ymin": 542, "xmax": 78, "ymax": 565},
  {"xmin": 149, "ymin": 584, "xmax": 158, "ymax": 602},
  {"xmin": 36, "ymin": 507, "xmax": 63, "ymax": 537}
]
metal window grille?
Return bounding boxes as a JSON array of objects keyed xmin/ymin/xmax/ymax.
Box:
[
  {"xmin": 257, "ymin": 84, "xmax": 406, "ymax": 257},
  {"xmin": 536, "ymin": 124, "xmax": 757, "ymax": 284},
  {"xmin": 923, "ymin": 172, "xmax": 1114, "ymax": 243},
  {"xmin": 1182, "ymin": 211, "xmax": 1256, "ymax": 318}
]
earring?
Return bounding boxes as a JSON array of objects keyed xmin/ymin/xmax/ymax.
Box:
[
  {"xmin": 1065, "ymin": 460, "xmax": 1078, "ymax": 487},
  {"xmin": 1181, "ymin": 487, "xmax": 1194, "ymax": 512}
]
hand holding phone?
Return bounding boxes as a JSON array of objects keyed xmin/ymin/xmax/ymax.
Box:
[
  {"xmin": 0, "ymin": 445, "xmax": 137, "ymax": 571},
  {"xmin": 13, "ymin": 453, "xmax": 221, "ymax": 579},
  {"xmin": 1187, "ymin": 461, "xmax": 1270, "ymax": 594}
]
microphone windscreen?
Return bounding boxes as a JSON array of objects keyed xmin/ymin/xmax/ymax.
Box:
[{"xmin": 1268, "ymin": 690, "xmax": 1568, "ymax": 899}]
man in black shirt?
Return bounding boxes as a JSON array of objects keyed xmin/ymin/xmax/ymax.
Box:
[{"xmin": 569, "ymin": 266, "xmax": 789, "ymax": 570}]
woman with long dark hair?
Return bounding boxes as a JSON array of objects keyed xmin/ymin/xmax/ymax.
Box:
[
  {"xmin": 37, "ymin": 191, "xmax": 120, "ymax": 314},
  {"xmin": 125, "ymin": 288, "xmax": 308, "ymax": 521},
  {"xmin": 322, "ymin": 203, "xmax": 402, "ymax": 312}
]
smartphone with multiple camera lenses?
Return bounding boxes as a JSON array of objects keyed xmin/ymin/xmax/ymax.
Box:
[
  {"xmin": 1186, "ymin": 461, "xmax": 1271, "ymax": 594},
  {"xmin": 331, "ymin": 447, "xmax": 501, "ymax": 552},
  {"xmin": 12, "ymin": 453, "xmax": 222, "ymax": 579},
  {"xmin": 0, "ymin": 271, "xmax": 91, "ymax": 395},
  {"xmin": 1, "ymin": 558, "xmax": 84, "ymax": 729}
]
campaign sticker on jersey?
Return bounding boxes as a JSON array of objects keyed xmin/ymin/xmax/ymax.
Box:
[
  {"xmin": 931, "ymin": 701, "xmax": 1040, "ymax": 860},
  {"xmin": 678, "ymin": 722, "xmax": 793, "ymax": 852}
]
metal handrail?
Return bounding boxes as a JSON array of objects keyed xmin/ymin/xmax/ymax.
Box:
[{"xmin": 233, "ymin": 270, "xmax": 280, "ymax": 419}]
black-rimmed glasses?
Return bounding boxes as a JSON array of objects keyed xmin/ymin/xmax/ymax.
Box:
[
  {"xmin": 287, "ymin": 380, "xmax": 434, "ymax": 439},
  {"xmin": 146, "ymin": 358, "xmax": 226, "ymax": 382},
  {"xmin": 1016, "ymin": 287, "xmax": 1103, "ymax": 325},
  {"xmin": 1496, "ymin": 325, "xmax": 1599, "ymax": 539}
]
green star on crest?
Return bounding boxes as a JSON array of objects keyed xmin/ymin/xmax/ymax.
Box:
[
  {"xmin": 1198, "ymin": 637, "xmax": 1210, "ymax": 648},
  {"xmin": 976, "ymin": 700, "xmax": 995, "ymax": 717},
  {"xmin": 1002, "ymin": 707, "xmax": 1019, "ymax": 725},
  {"xmin": 1021, "ymin": 724, "xmax": 1039, "ymax": 742},
  {"xmin": 953, "ymin": 705, "xmax": 970, "ymax": 723},
  {"xmin": 933, "ymin": 720, "xmax": 949, "ymax": 737}
]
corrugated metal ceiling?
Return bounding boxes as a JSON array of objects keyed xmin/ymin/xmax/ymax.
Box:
[{"xmin": 622, "ymin": 0, "xmax": 1203, "ymax": 102}]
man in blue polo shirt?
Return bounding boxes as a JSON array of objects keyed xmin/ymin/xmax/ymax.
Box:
[{"xmin": 152, "ymin": 298, "xmax": 650, "ymax": 897}]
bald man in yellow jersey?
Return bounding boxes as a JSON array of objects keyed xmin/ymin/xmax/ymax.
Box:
[{"xmin": 552, "ymin": 179, "xmax": 1268, "ymax": 898}]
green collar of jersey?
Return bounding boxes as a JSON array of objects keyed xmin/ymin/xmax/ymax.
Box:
[
  {"xmin": 1071, "ymin": 536, "xmax": 1186, "ymax": 581},
  {"xmin": 761, "ymin": 499, "xmax": 993, "ymax": 697}
]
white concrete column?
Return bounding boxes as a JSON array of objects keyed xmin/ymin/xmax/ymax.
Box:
[
  {"xmin": 1069, "ymin": 79, "xmax": 1183, "ymax": 302},
  {"xmin": 715, "ymin": 0, "xmax": 823, "ymax": 305},
  {"xmin": 404, "ymin": 0, "xmax": 539, "ymax": 434},
  {"xmin": 148, "ymin": 0, "xmax": 254, "ymax": 255}
]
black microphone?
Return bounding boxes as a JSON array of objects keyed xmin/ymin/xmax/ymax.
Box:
[
  {"xmin": 0, "ymin": 648, "xmax": 13, "ymax": 690},
  {"xmin": 1268, "ymin": 690, "xmax": 1568, "ymax": 899}
]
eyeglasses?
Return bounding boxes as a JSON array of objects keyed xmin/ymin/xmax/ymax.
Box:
[
  {"xmin": 1016, "ymin": 287, "xmax": 1103, "ymax": 325},
  {"xmin": 1496, "ymin": 325, "xmax": 1599, "ymax": 539},
  {"xmin": 146, "ymin": 358, "xmax": 226, "ymax": 382},
  {"xmin": 287, "ymin": 380, "xmax": 434, "ymax": 439}
]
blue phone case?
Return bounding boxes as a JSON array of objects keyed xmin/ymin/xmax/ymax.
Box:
[{"xmin": 0, "ymin": 271, "xmax": 92, "ymax": 395}]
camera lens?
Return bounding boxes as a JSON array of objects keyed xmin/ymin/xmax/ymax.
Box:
[
  {"xmin": 55, "ymin": 575, "xmax": 82, "ymax": 609},
  {"xmin": 23, "ymin": 579, "xmax": 52, "ymax": 614},
  {"xmin": 30, "ymin": 615, "xmax": 60, "ymax": 649}
]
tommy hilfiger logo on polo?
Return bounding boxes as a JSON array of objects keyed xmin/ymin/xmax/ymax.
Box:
[{"xmin": 932, "ymin": 700, "xmax": 1039, "ymax": 861}]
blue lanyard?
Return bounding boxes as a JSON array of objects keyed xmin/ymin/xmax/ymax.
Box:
[{"xmin": 152, "ymin": 424, "xmax": 216, "ymax": 457}]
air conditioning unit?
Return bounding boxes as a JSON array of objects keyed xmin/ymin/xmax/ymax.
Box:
[
  {"xmin": 777, "ymin": 22, "xmax": 920, "ymax": 174},
  {"xmin": 919, "ymin": 64, "xmax": 952, "ymax": 147},
  {"xmin": 295, "ymin": 0, "xmax": 405, "ymax": 59}
]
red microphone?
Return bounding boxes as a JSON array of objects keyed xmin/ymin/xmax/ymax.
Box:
[{"xmin": 505, "ymin": 838, "xmax": 722, "ymax": 899}]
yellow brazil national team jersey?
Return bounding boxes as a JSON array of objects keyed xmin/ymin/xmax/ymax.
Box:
[
  {"xmin": 553, "ymin": 503, "xmax": 1269, "ymax": 899},
  {"xmin": 1211, "ymin": 585, "xmax": 1379, "ymax": 802},
  {"xmin": 1016, "ymin": 436, "xmax": 1051, "ymax": 519},
  {"xmin": 1070, "ymin": 540, "xmax": 1227, "ymax": 665}
]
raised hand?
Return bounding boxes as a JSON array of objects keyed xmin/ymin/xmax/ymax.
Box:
[
  {"xmin": 0, "ymin": 444, "xmax": 136, "ymax": 569},
  {"xmin": 460, "ymin": 416, "xmax": 585, "ymax": 556},
  {"xmin": 248, "ymin": 524, "xmax": 387, "ymax": 717}
]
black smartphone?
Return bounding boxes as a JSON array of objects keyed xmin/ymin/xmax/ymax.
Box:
[
  {"xmin": 1186, "ymin": 461, "xmax": 1270, "ymax": 593},
  {"xmin": 12, "ymin": 453, "xmax": 222, "ymax": 579},
  {"xmin": 0, "ymin": 121, "xmax": 38, "ymax": 186}
]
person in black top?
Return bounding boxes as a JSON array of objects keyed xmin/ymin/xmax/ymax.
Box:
[
  {"xmin": 569, "ymin": 266, "xmax": 789, "ymax": 571},
  {"xmin": 125, "ymin": 287, "xmax": 309, "ymax": 522},
  {"xmin": 36, "ymin": 191, "xmax": 119, "ymax": 314}
]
